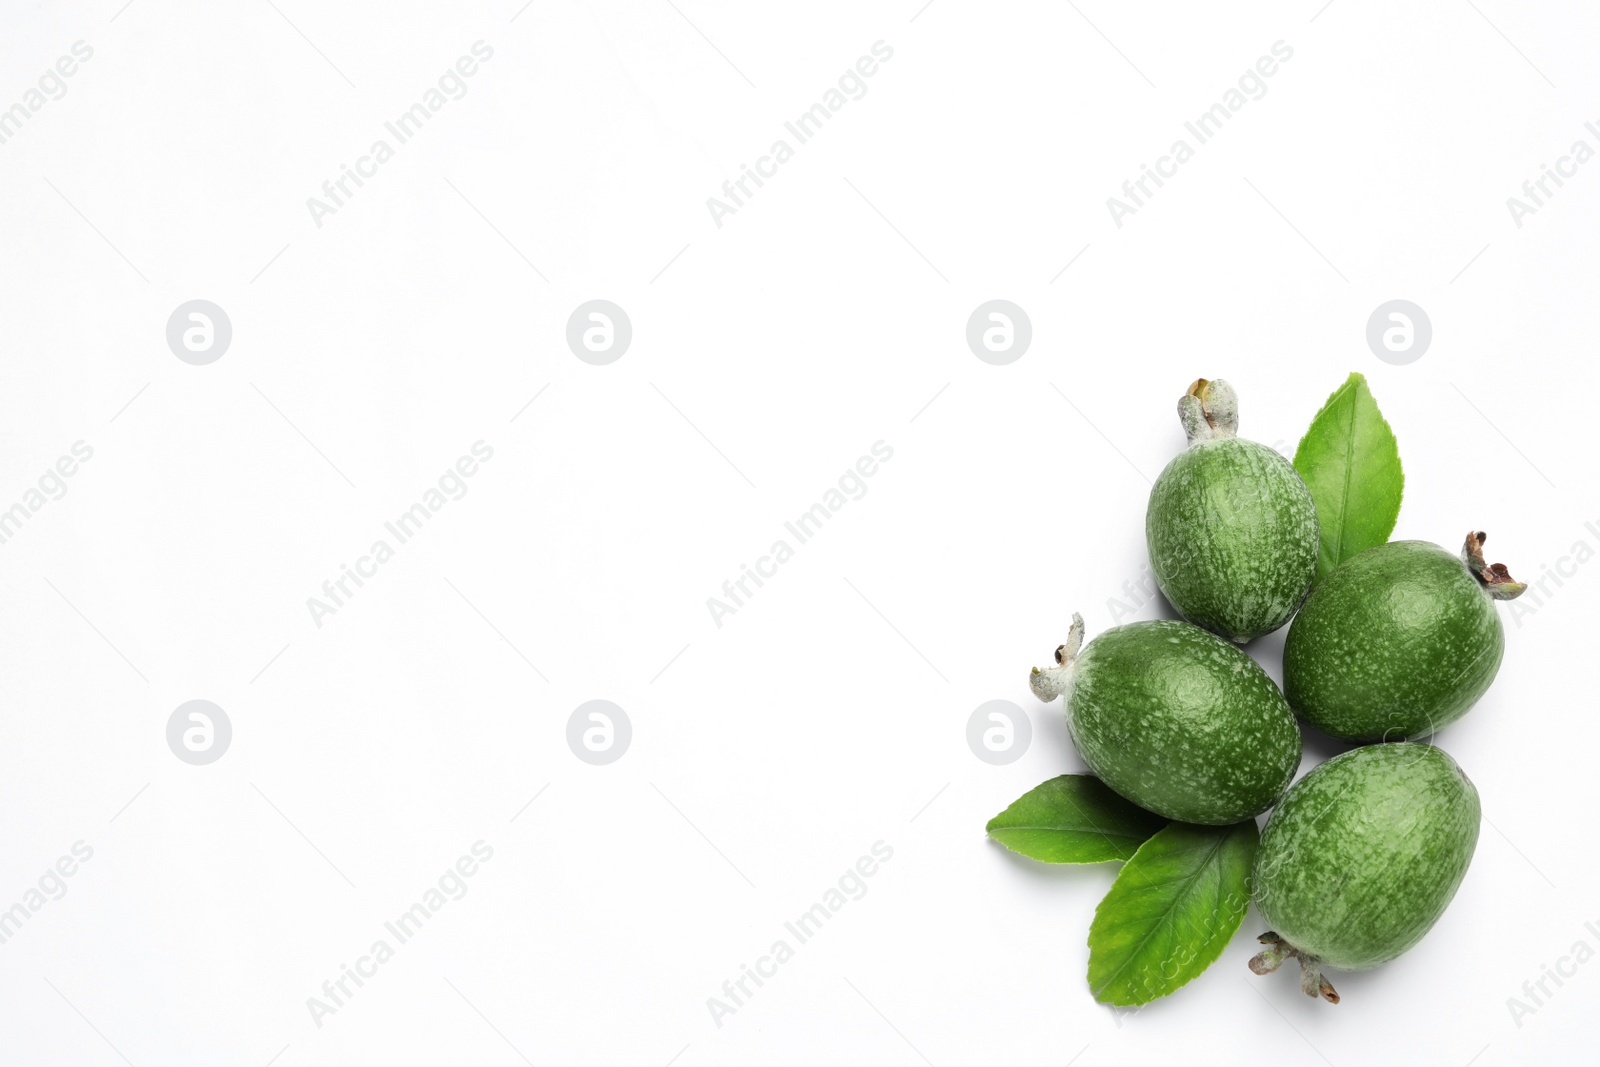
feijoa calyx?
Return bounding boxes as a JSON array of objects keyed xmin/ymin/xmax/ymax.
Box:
[
  {"xmin": 1146, "ymin": 379, "xmax": 1319, "ymax": 643},
  {"xmin": 1284, "ymin": 532, "xmax": 1525, "ymax": 742},
  {"xmin": 1030, "ymin": 615, "xmax": 1301, "ymax": 825},
  {"xmin": 1250, "ymin": 742, "xmax": 1481, "ymax": 1002}
]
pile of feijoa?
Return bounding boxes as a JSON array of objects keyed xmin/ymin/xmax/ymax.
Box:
[{"xmin": 986, "ymin": 372, "xmax": 1521, "ymax": 1006}]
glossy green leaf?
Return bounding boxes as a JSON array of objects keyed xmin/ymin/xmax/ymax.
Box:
[
  {"xmin": 1086, "ymin": 820, "xmax": 1258, "ymax": 1006},
  {"xmin": 1293, "ymin": 372, "xmax": 1404, "ymax": 581},
  {"xmin": 985, "ymin": 775, "xmax": 1165, "ymax": 864}
]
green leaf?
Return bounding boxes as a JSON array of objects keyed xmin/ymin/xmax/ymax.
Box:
[
  {"xmin": 1293, "ymin": 372, "xmax": 1404, "ymax": 581},
  {"xmin": 1086, "ymin": 821, "xmax": 1258, "ymax": 1006},
  {"xmin": 985, "ymin": 775, "xmax": 1165, "ymax": 864}
]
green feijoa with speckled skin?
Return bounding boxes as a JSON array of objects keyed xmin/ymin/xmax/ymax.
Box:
[
  {"xmin": 1029, "ymin": 617, "xmax": 1301, "ymax": 825},
  {"xmin": 1248, "ymin": 743, "xmax": 1480, "ymax": 1002},
  {"xmin": 1146, "ymin": 379, "xmax": 1319, "ymax": 643},
  {"xmin": 1284, "ymin": 533, "xmax": 1526, "ymax": 743}
]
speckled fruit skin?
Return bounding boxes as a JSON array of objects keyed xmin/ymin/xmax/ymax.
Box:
[
  {"xmin": 1253, "ymin": 743, "xmax": 1480, "ymax": 971},
  {"xmin": 1284, "ymin": 541, "xmax": 1504, "ymax": 742},
  {"xmin": 1063, "ymin": 620, "xmax": 1301, "ymax": 825},
  {"xmin": 1146, "ymin": 437, "xmax": 1319, "ymax": 643}
]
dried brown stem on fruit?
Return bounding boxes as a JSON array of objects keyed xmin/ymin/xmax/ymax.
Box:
[
  {"xmin": 1248, "ymin": 931, "xmax": 1340, "ymax": 1004},
  {"xmin": 1462, "ymin": 531, "xmax": 1527, "ymax": 601}
]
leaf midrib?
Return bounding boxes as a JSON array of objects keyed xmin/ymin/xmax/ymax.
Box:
[
  {"xmin": 1330, "ymin": 378, "xmax": 1359, "ymax": 570},
  {"xmin": 994, "ymin": 823, "xmax": 1152, "ymax": 840},
  {"xmin": 1090, "ymin": 830, "xmax": 1235, "ymax": 997}
]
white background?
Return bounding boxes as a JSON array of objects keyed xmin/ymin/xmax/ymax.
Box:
[{"xmin": 0, "ymin": 1, "xmax": 1595, "ymax": 1064}]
